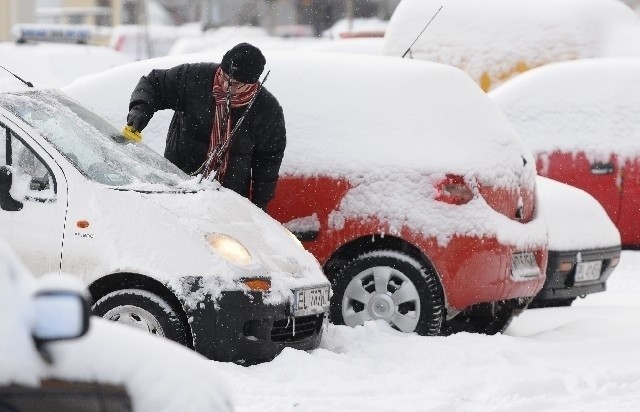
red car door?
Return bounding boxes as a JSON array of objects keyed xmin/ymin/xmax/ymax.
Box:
[
  {"xmin": 616, "ymin": 157, "xmax": 640, "ymax": 246},
  {"xmin": 537, "ymin": 151, "xmax": 622, "ymax": 225}
]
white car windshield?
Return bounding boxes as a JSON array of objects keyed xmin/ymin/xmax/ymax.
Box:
[{"xmin": 0, "ymin": 90, "xmax": 191, "ymax": 190}]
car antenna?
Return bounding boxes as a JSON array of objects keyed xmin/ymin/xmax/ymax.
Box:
[
  {"xmin": 0, "ymin": 66, "xmax": 33, "ymax": 87},
  {"xmin": 401, "ymin": 5, "xmax": 444, "ymax": 59}
]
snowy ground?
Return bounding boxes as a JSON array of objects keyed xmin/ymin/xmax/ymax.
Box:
[{"xmin": 213, "ymin": 251, "xmax": 640, "ymax": 412}]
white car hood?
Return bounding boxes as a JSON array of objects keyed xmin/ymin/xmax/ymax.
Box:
[{"xmin": 139, "ymin": 187, "xmax": 329, "ymax": 293}]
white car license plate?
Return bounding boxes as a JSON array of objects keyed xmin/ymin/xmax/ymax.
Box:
[
  {"xmin": 511, "ymin": 252, "xmax": 541, "ymax": 281},
  {"xmin": 575, "ymin": 261, "xmax": 602, "ymax": 282},
  {"xmin": 293, "ymin": 286, "xmax": 330, "ymax": 315}
]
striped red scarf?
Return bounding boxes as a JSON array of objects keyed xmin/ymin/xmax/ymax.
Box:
[{"xmin": 205, "ymin": 67, "xmax": 259, "ymax": 181}]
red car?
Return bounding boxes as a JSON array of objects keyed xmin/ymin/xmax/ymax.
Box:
[
  {"xmin": 491, "ymin": 58, "xmax": 640, "ymax": 248},
  {"xmin": 259, "ymin": 53, "xmax": 549, "ymax": 335},
  {"xmin": 64, "ymin": 51, "xmax": 549, "ymax": 336}
]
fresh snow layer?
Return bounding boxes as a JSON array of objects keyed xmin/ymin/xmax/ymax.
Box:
[
  {"xmin": 537, "ymin": 176, "xmax": 620, "ymax": 251},
  {"xmin": 383, "ymin": 0, "xmax": 640, "ymax": 90},
  {"xmin": 490, "ymin": 58, "xmax": 640, "ymax": 163},
  {"xmin": 0, "ymin": 237, "xmax": 232, "ymax": 411},
  {"xmin": 64, "ymin": 50, "xmax": 532, "ymax": 180},
  {"xmin": 64, "ymin": 51, "xmax": 548, "ymax": 249},
  {"xmin": 213, "ymin": 250, "xmax": 640, "ymax": 412}
]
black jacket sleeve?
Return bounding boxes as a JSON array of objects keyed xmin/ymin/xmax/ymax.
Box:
[
  {"xmin": 251, "ymin": 108, "xmax": 286, "ymax": 210},
  {"xmin": 129, "ymin": 64, "xmax": 193, "ymax": 116}
]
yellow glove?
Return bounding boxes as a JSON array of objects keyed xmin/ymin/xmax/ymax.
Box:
[{"xmin": 122, "ymin": 125, "xmax": 142, "ymax": 143}]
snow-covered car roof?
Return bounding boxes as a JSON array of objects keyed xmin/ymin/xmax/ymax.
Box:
[
  {"xmin": 537, "ymin": 176, "xmax": 620, "ymax": 250},
  {"xmin": 489, "ymin": 57, "xmax": 640, "ymax": 162},
  {"xmin": 301, "ymin": 38, "xmax": 384, "ymax": 55},
  {"xmin": 64, "ymin": 50, "xmax": 532, "ymax": 186},
  {"xmin": 63, "ymin": 50, "xmax": 547, "ymax": 249},
  {"xmin": 0, "ymin": 237, "xmax": 232, "ymax": 411},
  {"xmin": 322, "ymin": 17, "xmax": 388, "ymax": 39},
  {"xmin": 0, "ymin": 42, "xmax": 133, "ymax": 88},
  {"xmin": 383, "ymin": 0, "xmax": 640, "ymax": 90}
]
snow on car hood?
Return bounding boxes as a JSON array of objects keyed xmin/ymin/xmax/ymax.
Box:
[
  {"xmin": 490, "ymin": 58, "xmax": 640, "ymax": 163},
  {"xmin": 537, "ymin": 177, "xmax": 620, "ymax": 251},
  {"xmin": 64, "ymin": 50, "xmax": 533, "ymax": 190},
  {"xmin": 134, "ymin": 186, "xmax": 328, "ymax": 302}
]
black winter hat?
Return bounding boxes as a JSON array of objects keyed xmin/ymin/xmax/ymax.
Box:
[{"xmin": 220, "ymin": 42, "xmax": 266, "ymax": 84}]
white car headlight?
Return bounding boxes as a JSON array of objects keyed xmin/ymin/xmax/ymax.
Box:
[{"xmin": 205, "ymin": 233, "xmax": 252, "ymax": 266}]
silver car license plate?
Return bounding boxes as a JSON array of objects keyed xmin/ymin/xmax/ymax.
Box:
[
  {"xmin": 511, "ymin": 252, "xmax": 541, "ymax": 281},
  {"xmin": 293, "ymin": 286, "xmax": 330, "ymax": 316},
  {"xmin": 575, "ymin": 261, "xmax": 602, "ymax": 282}
]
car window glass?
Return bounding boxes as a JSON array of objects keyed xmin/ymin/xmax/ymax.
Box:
[
  {"xmin": 0, "ymin": 90, "xmax": 192, "ymax": 190},
  {"xmin": 1, "ymin": 121, "xmax": 55, "ymax": 200},
  {"xmin": 9, "ymin": 133, "xmax": 55, "ymax": 201},
  {"xmin": 0, "ymin": 124, "xmax": 7, "ymax": 165}
]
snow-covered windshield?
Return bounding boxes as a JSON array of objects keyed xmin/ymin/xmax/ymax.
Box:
[{"xmin": 0, "ymin": 89, "xmax": 190, "ymax": 189}]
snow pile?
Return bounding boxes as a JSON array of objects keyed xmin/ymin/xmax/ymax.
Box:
[
  {"xmin": 65, "ymin": 51, "xmax": 530, "ymax": 179},
  {"xmin": 537, "ymin": 177, "xmax": 620, "ymax": 250},
  {"xmin": 0, "ymin": 237, "xmax": 233, "ymax": 411},
  {"xmin": 490, "ymin": 58, "xmax": 640, "ymax": 163},
  {"xmin": 209, "ymin": 251, "xmax": 640, "ymax": 412},
  {"xmin": 383, "ymin": 0, "xmax": 640, "ymax": 90},
  {"xmin": 49, "ymin": 318, "xmax": 233, "ymax": 411},
  {"xmin": 216, "ymin": 294, "xmax": 640, "ymax": 411},
  {"xmin": 64, "ymin": 50, "xmax": 547, "ymax": 248},
  {"xmin": 0, "ymin": 239, "xmax": 43, "ymax": 386}
]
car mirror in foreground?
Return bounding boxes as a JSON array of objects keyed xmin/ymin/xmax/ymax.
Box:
[{"xmin": 32, "ymin": 292, "xmax": 90, "ymax": 343}]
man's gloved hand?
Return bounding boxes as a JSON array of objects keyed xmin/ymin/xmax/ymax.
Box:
[{"xmin": 127, "ymin": 105, "xmax": 152, "ymax": 132}]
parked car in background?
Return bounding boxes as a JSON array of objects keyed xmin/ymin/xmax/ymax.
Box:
[
  {"xmin": 0, "ymin": 236, "xmax": 232, "ymax": 412},
  {"xmin": 490, "ymin": 58, "xmax": 640, "ymax": 248},
  {"xmin": 0, "ymin": 75, "xmax": 330, "ymax": 364},
  {"xmin": 64, "ymin": 51, "xmax": 549, "ymax": 336},
  {"xmin": 321, "ymin": 17, "xmax": 388, "ymax": 39},
  {"xmin": 383, "ymin": 0, "xmax": 640, "ymax": 91},
  {"xmin": 533, "ymin": 177, "xmax": 621, "ymax": 307},
  {"xmin": 110, "ymin": 24, "xmax": 201, "ymax": 60},
  {"xmin": 301, "ymin": 37, "xmax": 384, "ymax": 55},
  {"xmin": 0, "ymin": 41, "xmax": 132, "ymax": 88}
]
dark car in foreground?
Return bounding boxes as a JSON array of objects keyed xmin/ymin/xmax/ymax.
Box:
[{"xmin": 530, "ymin": 177, "xmax": 621, "ymax": 307}]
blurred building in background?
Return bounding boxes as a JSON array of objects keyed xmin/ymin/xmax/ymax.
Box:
[
  {"xmin": 0, "ymin": 0, "xmax": 36, "ymax": 41},
  {"xmin": 0, "ymin": 0, "xmax": 401, "ymax": 41}
]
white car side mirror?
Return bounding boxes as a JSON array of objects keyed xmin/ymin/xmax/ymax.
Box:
[{"xmin": 32, "ymin": 292, "xmax": 90, "ymax": 342}]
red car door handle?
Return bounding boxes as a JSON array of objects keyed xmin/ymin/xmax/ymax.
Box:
[{"xmin": 590, "ymin": 162, "xmax": 614, "ymax": 175}]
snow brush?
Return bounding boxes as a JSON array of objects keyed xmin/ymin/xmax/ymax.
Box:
[{"xmin": 122, "ymin": 125, "xmax": 142, "ymax": 143}]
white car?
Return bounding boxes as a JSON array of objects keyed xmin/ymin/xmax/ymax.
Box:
[
  {"xmin": 0, "ymin": 236, "xmax": 233, "ymax": 412},
  {"xmin": 0, "ymin": 75, "xmax": 330, "ymax": 364}
]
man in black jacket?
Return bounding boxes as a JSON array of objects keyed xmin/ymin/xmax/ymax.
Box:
[{"xmin": 126, "ymin": 43, "xmax": 286, "ymax": 211}]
